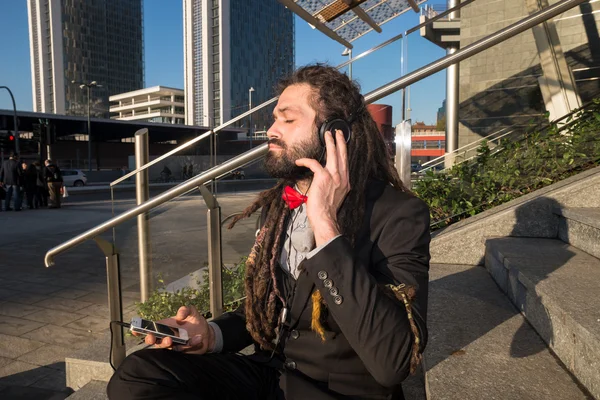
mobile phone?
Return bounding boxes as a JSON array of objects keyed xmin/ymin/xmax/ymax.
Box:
[{"xmin": 130, "ymin": 317, "xmax": 189, "ymax": 345}]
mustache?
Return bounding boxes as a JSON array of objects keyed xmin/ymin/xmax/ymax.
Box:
[{"xmin": 268, "ymin": 139, "xmax": 286, "ymax": 149}]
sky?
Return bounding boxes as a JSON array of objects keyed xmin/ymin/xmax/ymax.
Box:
[{"xmin": 0, "ymin": 1, "xmax": 446, "ymax": 126}]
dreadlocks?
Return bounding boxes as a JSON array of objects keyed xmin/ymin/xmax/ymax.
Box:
[{"xmin": 228, "ymin": 64, "xmax": 407, "ymax": 349}]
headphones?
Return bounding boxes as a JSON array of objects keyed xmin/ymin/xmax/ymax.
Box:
[{"xmin": 317, "ymin": 102, "xmax": 366, "ymax": 147}]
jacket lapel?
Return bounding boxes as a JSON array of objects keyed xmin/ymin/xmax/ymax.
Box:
[{"xmin": 287, "ymin": 263, "xmax": 315, "ymax": 328}]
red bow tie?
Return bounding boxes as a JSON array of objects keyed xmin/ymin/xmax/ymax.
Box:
[{"xmin": 282, "ymin": 186, "xmax": 307, "ymax": 210}]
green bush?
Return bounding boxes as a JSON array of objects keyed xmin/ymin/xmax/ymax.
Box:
[
  {"xmin": 414, "ymin": 99, "xmax": 600, "ymax": 229},
  {"xmin": 136, "ymin": 258, "xmax": 247, "ymax": 321}
]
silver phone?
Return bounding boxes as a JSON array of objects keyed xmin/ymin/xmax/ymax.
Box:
[{"xmin": 130, "ymin": 317, "xmax": 189, "ymax": 345}]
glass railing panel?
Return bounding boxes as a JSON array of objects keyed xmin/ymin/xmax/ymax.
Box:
[
  {"xmin": 411, "ymin": 100, "xmax": 600, "ymax": 230},
  {"xmin": 115, "ymin": 182, "xmax": 262, "ymax": 320}
]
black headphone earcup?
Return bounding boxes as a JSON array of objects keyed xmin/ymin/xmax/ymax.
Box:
[{"xmin": 318, "ymin": 118, "xmax": 351, "ymax": 147}]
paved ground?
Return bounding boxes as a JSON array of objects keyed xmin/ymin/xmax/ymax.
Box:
[{"xmin": 0, "ymin": 190, "xmax": 261, "ymax": 399}]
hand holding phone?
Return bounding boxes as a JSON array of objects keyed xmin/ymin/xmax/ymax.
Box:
[
  {"xmin": 130, "ymin": 317, "xmax": 190, "ymax": 345},
  {"xmin": 132, "ymin": 306, "xmax": 214, "ymax": 354}
]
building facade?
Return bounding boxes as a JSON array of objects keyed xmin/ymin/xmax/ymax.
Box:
[
  {"xmin": 109, "ymin": 86, "xmax": 185, "ymax": 125},
  {"xmin": 183, "ymin": 0, "xmax": 294, "ymax": 129},
  {"xmin": 458, "ymin": 0, "xmax": 600, "ymax": 148},
  {"xmin": 412, "ymin": 121, "xmax": 445, "ymax": 163},
  {"xmin": 27, "ymin": 0, "xmax": 144, "ymax": 118}
]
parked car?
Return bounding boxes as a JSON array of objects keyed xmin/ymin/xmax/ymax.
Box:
[{"xmin": 61, "ymin": 169, "xmax": 88, "ymax": 187}]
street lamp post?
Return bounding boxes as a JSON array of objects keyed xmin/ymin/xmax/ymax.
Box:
[
  {"xmin": 72, "ymin": 80, "xmax": 101, "ymax": 172},
  {"xmin": 342, "ymin": 48, "xmax": 352, "ymax": 80},
  {"xmin": 249, "ymin": 87, "xmax": 255, "ymax": 149},
  {"xmin": 0, "ymin": 86, "xmax": 20, "ymax": 154}
]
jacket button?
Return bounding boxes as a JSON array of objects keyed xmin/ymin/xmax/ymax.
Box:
[
  {"xmin": 323, "ymin": 279, "xmax": 333, "ymax": 288},
  {"xmin": 318, "ymin": 271, "xmax": 328, "ymax": 280},
  {"xmin": 285, "ymin": 360, "xmax": 297, "ymax": 370},
  {"xmin": 290, "ymin": 330, "xmax": 300, "ymax": 340},
  {"xmin": 333, "ymin": 295, "xmax": 343, "ymax": 305},
  {"xmin": 329, "ymin": 287, "xmax": 339, "ymax": 296}
]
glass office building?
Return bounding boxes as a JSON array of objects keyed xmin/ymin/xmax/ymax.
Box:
[
  {"xmin": 27, "ymin": 0, "xmax": 144, "ymax": 118},
  {"xmin": 184, "ymin": 0, "xmax": 294, "ymax": 129}
]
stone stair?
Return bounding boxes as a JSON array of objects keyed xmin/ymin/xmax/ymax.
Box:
[
  {"xmin": 483, "ymin": 207, "xmax": 600, "ymax": 399},
  {"xmin": 65, "ymin": 380, "xmax": 107, "ymax": 399},
  {"xmin": 425, "ymin": 263, "xmax": 591, "ymax": 399},
  {"xmin": 555, "ymin": 207, "xmax": 600, "ymax": 259}
]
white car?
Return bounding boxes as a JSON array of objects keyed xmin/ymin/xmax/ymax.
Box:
[{"xmin": 61, "ymin": 169, "xmax": 87, "ymax": 187}]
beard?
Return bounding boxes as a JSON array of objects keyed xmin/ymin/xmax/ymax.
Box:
[{"xmin": 264, "ymin": 135, "xmax": 322, "ymax": 181}]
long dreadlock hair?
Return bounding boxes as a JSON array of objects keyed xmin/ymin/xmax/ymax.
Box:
[{"xmin": 228, "ymin": 64, "xmax": 407, "ymax": 349}]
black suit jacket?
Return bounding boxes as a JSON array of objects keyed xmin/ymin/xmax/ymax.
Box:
[{"xmin": 213, "ymin": 181, "xmax": 431, "ymax": 399}]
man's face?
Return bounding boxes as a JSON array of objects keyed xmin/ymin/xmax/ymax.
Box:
[
  {"xmin": 21, "ymin": 163, "xmax": 27, "ymax": 170},
  {"xmin": 265, "ymin": 84, "xmax": 321, "ymax": 181}
]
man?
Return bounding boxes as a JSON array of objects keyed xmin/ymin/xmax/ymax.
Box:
[
  {"xmin": 0, "ymin": 152, "xmax": 23, "ymax": 211},
  {"xmin": 44, "ymin": 159, "xmax": 63, "ymax": 208},
  {"xmin": 108, "ymin": 65, "xmax": 430, "ymax": 399}
]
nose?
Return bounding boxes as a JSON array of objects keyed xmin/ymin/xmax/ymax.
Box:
[{"xmin": 267, "ymin": 122, "xmax": 280, "ymax": 141}]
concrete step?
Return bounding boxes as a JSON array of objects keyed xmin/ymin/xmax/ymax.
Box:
[
  {"xmin": 555, "ymin": 207, "xmax": 600, "ymax": 259},
  {"xmin": 485, "ymin": 238, "xmax": 600, "ymax": 399},
  {"xmin": 66, "ymin": 330, "xmax": 146, "ymax": 391},
  {"xmin": 65, "ymin": 380, "xmax": 107, "ymax": 400},
  {"xmin": 425, "ymin": 263, "xmax": 590, "ymax": 399}
]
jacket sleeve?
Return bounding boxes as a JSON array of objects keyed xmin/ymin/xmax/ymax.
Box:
[
  {"xmin": 211, "ymin": 302, "xmax": 253, "ymax": 353},
  {"xmin": 301, "ymin": 195, "xmax": 430, "ymax": 388}
]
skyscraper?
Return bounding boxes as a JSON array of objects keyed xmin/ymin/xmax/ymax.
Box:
[
  {"xmin": 27, "ymin": 0, "xmax": 144, "ymax": 118},
  {"xmin": 183, "ymin": 0, "xmax": 294, "ymax": 129}
]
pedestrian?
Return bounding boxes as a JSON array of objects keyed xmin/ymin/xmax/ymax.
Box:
[
  {"xmin": 33, "ymin": 162, "xmax": 46, "ymax": 208},
  {"xmin": 0, "ymin": 152, "xmax": 23, "ymax": 211},
  {"xmin": 108, "ymin": 65, "xmax": 430, "ymax": 400},
  {"xmin": 188, "ymin": 163, "xmax": 193, "ymax": 178},
  {"xmin": 44, "ymin": 159, "xmax": 63, "ymax": 208},
  {"xmin": 22, "ymin": 161, "xmax": 38, "ymax": 209}
]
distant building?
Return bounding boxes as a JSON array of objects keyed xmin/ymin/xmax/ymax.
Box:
[
  {"xmin": 437, "ymin": 99, "xmax": 446, "ymax": 126},
  {"xmin": 109, "ymin": 87, "xmax": 185, "ymax": 125},
  {"xmin": 183, "ymin": 0, "xmax": 294, "ymax": 129},
  {"xmin": 27, "ymin": 0, "xmax": 144, "ymax": 118},
  {"xmin": 412, "ymin": 121, "xmax": 445, "ymax": 163}
]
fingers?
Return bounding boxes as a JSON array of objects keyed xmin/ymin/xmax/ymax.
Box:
[
  {"xmin": 324, "ymin": 131, "xmax": 338, "ymax": 172},
  {"xmin": 336, "ymin": 129, "xmax": 349, "ymax": 181},
  {"xmin": 295, "ymin": 158, "xmax": 324, "ymax": 174},
  {"xmin": 175, "ymin": 306, "xmax": 191, "ymax": 322}
]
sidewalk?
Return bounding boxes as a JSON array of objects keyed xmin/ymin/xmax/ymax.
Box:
[{"xmin": 0, "ymin": 191, "xmax": 260, "ymax": 399}]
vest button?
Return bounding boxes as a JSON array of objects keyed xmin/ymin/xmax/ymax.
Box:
[
  {"xmin": 290, "ymin": 330, "xmax": 300, "ymax": 340},
  {"xmin": 318, "ymin": 271, "xmax": 328, "ymax": 280},
  {"xmin": 285, "ymin": 360, "xmax": 297, "ymax": 370}
]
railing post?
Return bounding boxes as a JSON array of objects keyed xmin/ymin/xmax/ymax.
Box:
[
  {"xmin": 395, "ymin": 121, "xmax": 412, "ymax": 189},
  {"xmin": 135, "ymin": 128, "xmax": 152, "ymax": 302},
  {"xmin": 94, "ymin": 237, "xmax": 125, "ymax": 368},
  {"xmin": 198, "ymin": 185, "xmax": 224, "ymax": 318}
]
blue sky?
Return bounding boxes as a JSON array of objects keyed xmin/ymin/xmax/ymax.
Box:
[{"xmin": 0, "ymin": 1, "xmax": 445, "ymax": 125}]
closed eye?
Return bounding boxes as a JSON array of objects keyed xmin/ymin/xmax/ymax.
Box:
[{"xmin": 285, "ymin": 120, "xmax": 294, "ymax": 124}]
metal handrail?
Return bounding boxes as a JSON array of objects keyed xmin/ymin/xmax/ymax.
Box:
[
  {"xmin": 365, "ymin": 0, "xmax": 585, "ymax": 103},
  {"xmin": 110, "ymin": 97, "xmax": 277, "ymax": 187},
  {"xmin": 419, "ymin": 127, "xmax": 515, "ymax": 171},
  {"xmin": 46, "ymin": 145, "xmax": 268, "ymax": 267},
  {"xmin": 109, "ymin": 0, "xmax": 478, "ymax": 188},
  {"xmin": 420, "ymin": 96, "xmax": 600, "ymax": 173},
  {"xmin": 45, "ymin": 0, "xmax": 586, "ymax": 267}
]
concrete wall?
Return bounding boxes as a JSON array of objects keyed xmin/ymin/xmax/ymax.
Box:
[{"xmin": 458, "ymin": 0, "xmax": 600, "ymax": 147}]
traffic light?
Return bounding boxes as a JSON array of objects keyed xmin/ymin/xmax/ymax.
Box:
[{"xmin": 0, "ymin": 132, "xmax": 15, "ymax": 152}]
